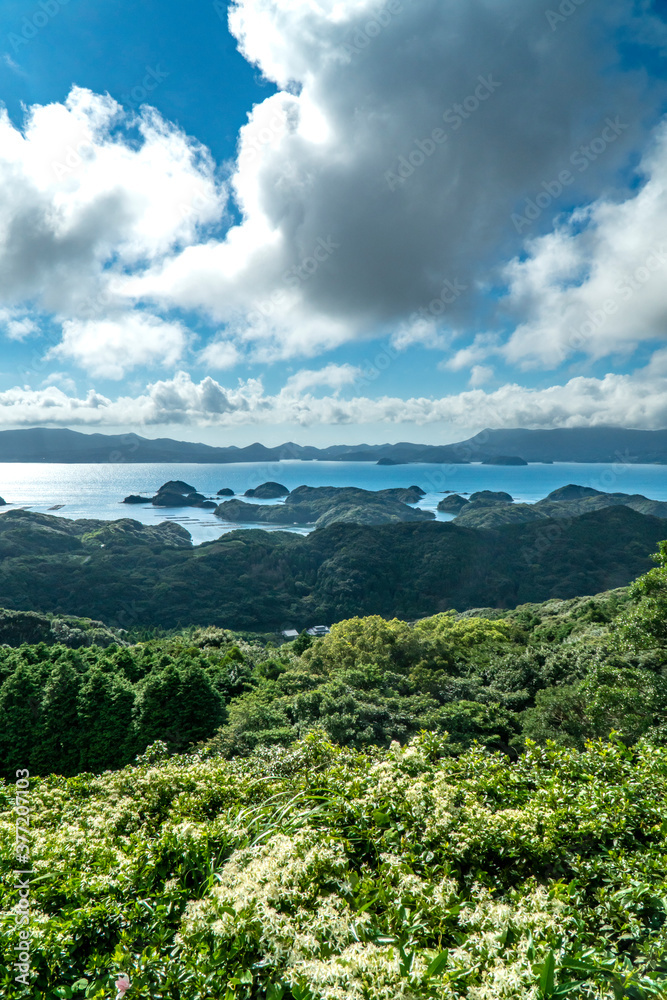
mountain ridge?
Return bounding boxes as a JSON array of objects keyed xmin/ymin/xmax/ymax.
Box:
[{"xmin": 0, "ymin": 425, "xmax": 666, "ymax": 463}]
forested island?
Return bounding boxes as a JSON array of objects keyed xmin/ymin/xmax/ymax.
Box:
[{"xmin": 0, "ymin": 495, "xmax": 665, "ymax": 629}]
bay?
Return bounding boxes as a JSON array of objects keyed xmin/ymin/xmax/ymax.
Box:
[{"xmin": 0, "ymin": 460, "xmax": 665, "ymax": 546}]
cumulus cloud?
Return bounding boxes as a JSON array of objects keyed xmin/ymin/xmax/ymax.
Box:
[
  {"xmin": 1, "ymin": 364, "xmax": 666, "ymax": 430},
  {"xmin": 0, "ymin": 307, "xmax": 38, "ymax": 340},
  {"xmin": 121, "ymin": 0, "xmax": 659, "ymax": 358},
  {"xmin": 0, "ymin": 86, "xmax": 223, "ymax": 369},
  {"xmin": 281, "ymin": 363, "xmax": 361, "ymax": 395},
  {"xmin": 443, "ymin": 333, "xmax": 501, "ymax": 372},
  {"xmin": 41, "ymin": 372, "xmax": 77, "ymax": 394},
  {"xmin": 500, "ymin": 121, "xmax": 667, "ymax": 367},
  {"xmin": 199, "ymin": 339, "xmax": 242, "ymax": 370},
  {"xmin": 468, "ymin": 365, "xmax": 494, "ymax": 388},
  {"xmin": 50, "ymin": 314, "xmax": 189, "ymax": 379}
]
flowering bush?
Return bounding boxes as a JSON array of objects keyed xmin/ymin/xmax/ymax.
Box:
[{"xmin": 1, "ymin": 733, "xmax": 666, "ymax": 998}]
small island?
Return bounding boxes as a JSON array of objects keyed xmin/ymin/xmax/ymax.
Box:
[
  {"xmin": 123, "ymin": 481, "xmax": 217, "ymax": 509},
  {"xmin": 437, "ymin": 494, "xmax": 469, "ymax": 513},
  {"xmin": 244, "ymin": 482, "xmax": 290, "ymax": 499},
  {"xmin": 481, "ymin": 455, "xmax": 528, "ymax": 466}
]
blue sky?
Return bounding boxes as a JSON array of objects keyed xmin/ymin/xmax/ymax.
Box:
[{"xmin": 0, "ymin": 0, "xmax": 666, "ymax": 445}]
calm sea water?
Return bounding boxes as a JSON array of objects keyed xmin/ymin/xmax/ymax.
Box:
[{"xmin": 1, "ymin": 460, "xmax": 665, "ymax": 545}]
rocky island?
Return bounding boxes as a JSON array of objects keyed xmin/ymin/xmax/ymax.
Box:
[
  {"xmin": 481, "ymin": 455, "xmax": 528, "ymax": 465},
  {"xmin": 215, "ymin": 484, "xmax": 434, "ymax": 527},
  {"xmin": 451, "ymin": 483, "xmax": 667, "ymax": 529},
  {"xmin": 123, "ymin": 481, "xmax": 218, "ymax": 509},
  {"xmin": 243, "ymin": 482, "xmax": 290, "ymax": 498}
]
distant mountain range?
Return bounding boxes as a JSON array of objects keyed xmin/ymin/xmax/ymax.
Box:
[{"xmin": 0, "ymin": 426, "xmax": 666, "ymax": 464}]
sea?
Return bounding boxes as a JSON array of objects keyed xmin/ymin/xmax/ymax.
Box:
[{"xmin": 1, "ymin": 460, "xmax": 666, "ymax": 546}]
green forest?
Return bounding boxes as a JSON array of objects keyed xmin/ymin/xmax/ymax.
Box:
[
  {"xmin": 0, "ymin": 504, "xmax": 665, "ymax": 630},
  {"xmin": 1, "ymin": 538, "xmax": 667, "ymax": 997}
]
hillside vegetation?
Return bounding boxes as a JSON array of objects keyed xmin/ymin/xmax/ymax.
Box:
[
  {"xmin": 1, "ymin": 541, "xmax": 666, "ymax": 778},
  {"xmin": 453, "ymin": 486, "xmax": 667, "ymax": 530},
  {"xmin": 0, "ymin": 505, "xmax": 664, "ymax": 630},
  {"xmin": 0, "ymin": 537, "xmax": 665, "ymax": 998},
  {"xmin": 1, "ymin": 735, "xmax": 667, "ymax": 998}
]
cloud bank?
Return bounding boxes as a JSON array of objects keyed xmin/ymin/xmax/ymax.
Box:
[{"xmin": 2, "ymin": 364, "xmax": 666, "ymax": 430}]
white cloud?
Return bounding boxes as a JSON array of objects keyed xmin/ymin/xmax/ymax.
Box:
[
  {"xmin": 2, "ymin": 53, "xmax": 26, "ymax": 76},
  {"xmin": 282, "ymin": 363, "xmax": 361, "ymax": 395},
  {"xmin": 0, "ymin": 86, "xmax": 224, "ymax": 353},
  {"xmin": 468, "ymin": 365, "xmax": 494, "ymax": 387},
  {"xmin": 0, "ymin": 307, "xmax": 38, "ymax": 340},
  {"xmin": 199, "ymin": 339, "xmax": 242, "ymax": 370},
  {"xmin": 119, "ymin": 0, "xmax": 657, "ymax": 358},
  {"xmin": 0, "ymin": 1, "xmax": 666, "ymax": 383},
  {"xmin": 41, "ymin": 372, "xmax": 77, "ymax": 394},
  {"xmin": 443, "ymin": 333, "xmax": 500, "ymax": 372},
  {"xmin": 502, "ymin": 121, "xmax": 667, "ymax": 367},
  {"xmin": 1, "ymin": 365, "xmax": 666, "ymax": 431},
  {"xmin": 391, "ymin": 315, "xmax": 452, "ymax": 352},
  {"xmin": 50, "ymin": 313, "xmax": 189, "ymax": 379}
]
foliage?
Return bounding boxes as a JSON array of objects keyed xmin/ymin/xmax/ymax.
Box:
[
  {"xmin": 1, "ymin": 735, "xmax": 667, "ymax": 998},
  {"xmin": 0, "ymin": 506, "xmax": 664, "ymax": 630},
  {"xmin": 0, "ymin": 608, "xmax": 125, "ymax": 649},
  {"xmin": 615, "ymin": 540, "xmax": 667, "ymax": 651},
  {"xmin": 0, "ymin": 641, "xmax": 227, "ymax": 776},
  {"xmin": 0, "ymin": 539, "xmax": 665, "ymax": 995},
  {"xmin": 2, "ymin": 538, "xmax": 667, "ymax": 776}
]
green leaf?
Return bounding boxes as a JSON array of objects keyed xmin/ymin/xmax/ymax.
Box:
[
  {"xmin": 561, "ymin": 958, "xmax": 596, "ymax": 974},
  {"xmin": 499, "ymin": 923, "xmax": 517, "ymax": 949},
  {"xmin": 426, "ymin": 951, "xmax": 449, "ymax": 977},
  {"xmin": 292, "ymin": 985, "xmax": 313, "ymax": 1000},
  {"xmin": 551, "ymin": 980, "xmax": 590, "ymax": 997},
  {"xmin": 539, "ymin": 951, "xmax": 556, "ymax": 997}
]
